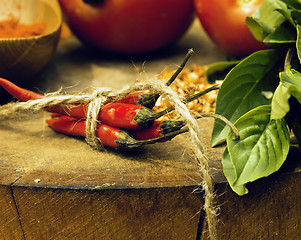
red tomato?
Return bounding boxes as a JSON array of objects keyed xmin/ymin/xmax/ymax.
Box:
[
  {"xmin": 194, "ymin": 0, "xmax": 267, "ymax": 58},
  {"xmin": 58, "ymin": 0, "xmax": 195, "ymax": 54}
]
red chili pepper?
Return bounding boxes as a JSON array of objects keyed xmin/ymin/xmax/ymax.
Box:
[
  {"xmin": 0, "ymin": 78, "xmax": 43, "ymax": 101},
  {"xmin": 116, "ymin": 91, "xmax": 160, "ymax": 109},
  {"xmin": 0, "ymin": 77, "xmax": 156, "ymax": 108},
  {"xmin": 46, "ymin": 116, "xmax": 121, "ymax": 149},
  {"xmin": 131, "ymin": 120, "xmax": 185, "ymax": 142},
  {"xmin": 99, "ymin": 102, "xmax": 158, "ymax": 129},
  {"xmin": 46, "ymin": 116, "xmax": 187, "ymax": 150},
  {"xmin": 48, "ymin": 102, "xmax": 159, "ymax": 130}
]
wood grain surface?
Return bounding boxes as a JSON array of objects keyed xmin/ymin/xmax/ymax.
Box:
[{"xmin": 11, "ymin": 186, "xmax": 203, "ymax": 240}]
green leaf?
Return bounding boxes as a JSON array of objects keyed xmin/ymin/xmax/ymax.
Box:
[
  {"xmin": 280, "ymin": 0, "xmax": 301, "ymax": 10},
  {"xmin": 291, "ymin": 10, "xmax": 301, "ymax": 25},
  {"xmin": 211, "ymin": 50, "xmax": 282, "ymax": 147},
  {"xmin": 263, "ymin": 9, "xmax": 301, "ymax": 44},
  {"xmin": 286, "ymin": 98, "xmax": 301, "ymax": 148},
  {"xmin": 271, "ymin": 82, "xmax": 291, "ymax": 119},
  {"xmin": 271, "ymin": 64, "xmax": 301, "ymax": 119},
  {"xmin": 206, "ymin": 60, "xmax": 240, "ymax": 83},
  {"xmin": 297, "ymin": 25, "xmax": 301, "ymax": 62},
  {"xmin": 277, "ymin": 7, "xmax": 296, "ymax": 26},
  {"xmin": 291, "ymin": 115, "xmax": 301, "ymax": 147},
  {"xmin": 222, "ymin": 147, "xmax": 248, "ymax": 195},
  {"xmin": 281, "ymin": 65, "xmax": 301, "ymax": 102},
  {"xmin": 263, "ymin": 20, "xmax": 296, "ymax": 43},
  {"xmin": 225, "ymin": 105, "xmax": 290, "ymax": 195},
  {"xmin": 246, "ymin": 0, "xmax": 289, "ymax": 42}
]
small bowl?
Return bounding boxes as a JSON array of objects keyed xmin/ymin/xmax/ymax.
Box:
[{"xmin": 0, "ymin": 0, "xmax": 62, "ymax": 82}]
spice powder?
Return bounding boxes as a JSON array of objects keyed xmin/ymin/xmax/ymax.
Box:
[{"xmin": 0, "ymin": 19, "xmax": 46, "ymax": 38}]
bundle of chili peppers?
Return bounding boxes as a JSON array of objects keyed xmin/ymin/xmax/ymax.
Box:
[{"xmin": 0, "ymin": 50, "xmax": 237, "ymax": 151}]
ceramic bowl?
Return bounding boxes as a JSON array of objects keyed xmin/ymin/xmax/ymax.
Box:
[{"xmin": 0, "ymin": 0, "xmax": 62, "ymax": 82}]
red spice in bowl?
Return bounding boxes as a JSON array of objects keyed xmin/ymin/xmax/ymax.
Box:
[{"xmin": 0, "ymin": 19, "xmax": 46, "ymax": 38}]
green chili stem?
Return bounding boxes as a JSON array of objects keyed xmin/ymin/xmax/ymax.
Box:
[
  {"xmin": 165, "ymin": 48, "xmax": 194, "ymax": 86},
  {"xmin": 153, "ymin": 85, "xmax": 220, "ymax": 119},
  {"xmin": 126, "ymin": 111, "xmax": 240, "ymax": 149},
  {"xmin": 120, "ymin": 127, "xmax": 189, "ymax": 150}
]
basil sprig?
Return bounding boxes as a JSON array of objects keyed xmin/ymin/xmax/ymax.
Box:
[{"xmin": 212, "ymin": 0, "xmax": 301, "ymax": 195}]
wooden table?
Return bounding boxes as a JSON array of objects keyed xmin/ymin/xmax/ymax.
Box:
[{"xmin": 0, "ymin": 20, "xmax": 301, "ymax": 240}]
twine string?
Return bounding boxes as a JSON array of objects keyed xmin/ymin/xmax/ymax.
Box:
[
  {"xmin": 85, "ymin": 89, "xmax": 110, "ymax": 149},
  {"xmin": 0, "ymin": 78, "xmax": 218, "ymax": 240}
]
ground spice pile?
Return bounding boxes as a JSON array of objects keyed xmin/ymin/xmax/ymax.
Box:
[
  {"xmin": 153, "ymin": 64, "xmax": 219, "ymax": 120},
  {"xmin": 0, "ymin": 19, "xmax": 46, "ymax": 38}
]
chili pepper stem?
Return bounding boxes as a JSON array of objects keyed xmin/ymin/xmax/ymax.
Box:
[
  {"xmin": 132, "ymin": 48, "xmax": 194, "ymax": 109},
  {"xmin": 130, "ymin": 111, "xmax": 239, "ymax": 150},
  {"xmin": 111, "ymin": 110, "xmax": 241, "ymax": 150},
  {"xmin": 152, "ymin": 85, "xmax": 220, "ymax": 120},
  {"xmin": 182, "ymin": 85, "xmax": 220, "ymax": 104},
  {"xmin": 119, "ymin": 127, "xmax": 189, "ymax": 150},
  {"xmin": 165, "ymin": 48, "xmax": 194, "ymax": 86}
]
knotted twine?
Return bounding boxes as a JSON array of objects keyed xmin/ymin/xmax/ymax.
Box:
[{"xmin": 0, "ymin": 78, "xmax": 218, "ymax": 239}]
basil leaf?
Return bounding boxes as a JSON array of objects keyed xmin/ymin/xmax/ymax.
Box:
[
  {"xmin": 263, "ymin": 20, "xmax": 296, "ymax": 43},
  {"xmin": 225, "ymin": 105, "xmax": 290, "ymax": 195},
  {"xmin": 286, "ymin": 98, "xmax": 301, "ymax": 148},
  {"xmin": 291, "ymin": 115, "xmax": 301, "ymax": 147},
  {"xmin": 246, "ymin": 0, "xmax": 289, "ymax": 42},
  {"xmin": 297, "ymin": 25, "xmax": 301, "ymax": 62},
  {"xmin": 264, "ymin": 9, "xmax": 301, "ymax": 43},
  {"xmin": 271, "ymin": 82, "xmax": 291, "ymax": 119},
  {"xmin": 211, "ymin": 50, "xmax": 282, "ymax": 147},
  {"xmin": 206, "ymin": 60, "xmax": 240, "ymax": 83},
  {"xmin": 280, "ymin": 0, "xmax": 301, "ymax": 10},
  {"xmin": 222, "ymin": 148, "xmax": 248, "ymax": 196},
  {"xmin": 281, "ymin": 65, "xmax": 301, "ymax": 102},
  {"xmin": 291, "ymin": 10, "xmax": 301, "ymax": 25}
]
